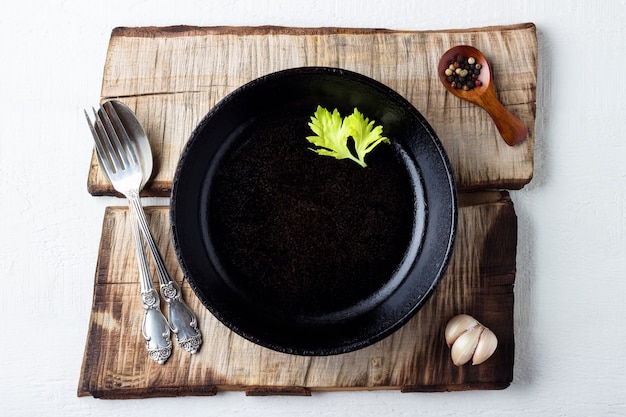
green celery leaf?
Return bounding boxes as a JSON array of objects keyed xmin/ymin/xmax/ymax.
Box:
[
  {"xmin": 345, "ymin": 108, "xmax": 390, "ymax": 167},
  {"xmin": 306, "ymin": 105, "xmax": 389, "ymax": 168}
]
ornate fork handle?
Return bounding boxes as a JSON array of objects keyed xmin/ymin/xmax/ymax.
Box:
[
  {"xmin": 128, "ymin": 191, "xmax": 202, "ymax": 354},
  {"xmin": 130, "ymin": 212, "xmax": 172, "ymax": 364}
]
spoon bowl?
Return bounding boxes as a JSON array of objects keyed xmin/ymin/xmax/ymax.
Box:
[
  {"xmin": 106, "ymin": 100, "xmax": 154, "ymax": 188},
  {"xmin": 438, "ymin": 45, "xmax": 528, "ymax": 146}
]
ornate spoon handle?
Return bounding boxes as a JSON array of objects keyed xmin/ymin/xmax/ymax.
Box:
[
  {"xmin": 128, "ymin": 193, "xmax": 202, "ymax": 354},
  {"xmin": 130, "ymin": 211, "xmax": 172, "ymax": 364}
]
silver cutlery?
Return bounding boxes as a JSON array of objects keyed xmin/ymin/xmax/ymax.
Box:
[
  {"xmin": 131, "ymin": 214, "xmax": 172, "ymax": 364},
  {"xmin": 85, "ymin": 100, "xmax": 202, "ymax": 361}
]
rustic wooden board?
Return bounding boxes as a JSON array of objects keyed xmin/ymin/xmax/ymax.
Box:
[
  {"xmin": 87, "ymin": 23, "xmax": 537, "ymax": 197},
  {"xmin": 78, "ymin": 191, "xmax": 516, "ymax": 398}
]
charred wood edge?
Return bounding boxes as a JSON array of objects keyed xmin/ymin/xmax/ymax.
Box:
[
  {"xmin": 80, "ymin": 382, "xmax": 510, "ymax": 398},
  {"xmin": 109, "ymin": 23, "xmax": 536, "ymax": 38},
  {"xmin": 245, "ymin": 386, "xmax": 312, "ymax": 396},
  {"xmin": 83, "ymin": 385, "xmax": 218, "ymax": 399},
  {"xmin": 401, "ymin": 381, "xmax": 511, "ymax": 393},
  {"xmin": 245, "ymin": 381, "xmax": 512, "ymax": 395},
  {"xmin": 87, "ymin": 183, "xmax": 171, "ymax": 198},
  {"xmin": 87, "ymin": 160, "xmax": 171, "ymax": 198},
  {"xmin": 457, "ymin": 190, "xmax": 511, "ymax": 207}
]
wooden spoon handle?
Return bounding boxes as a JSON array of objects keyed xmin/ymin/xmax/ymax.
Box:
[{"xmin": 478, "ymin": 89, "xmax": 528, "ymax": 146}]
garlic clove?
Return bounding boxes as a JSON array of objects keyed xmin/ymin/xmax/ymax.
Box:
[
  {"xmin": 450, "ymin": 325, "xmax": 484, "ymax": 366},
  {"xmin": 472, "ymin": 327, "xmax": 498, "ymax": 365},
  {"xmin": 444, "ymin": 314, "xmax": 479, "ymax": 347}
]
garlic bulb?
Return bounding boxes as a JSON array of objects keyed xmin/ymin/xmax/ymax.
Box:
[{"xmin": 445, "ymin": 314, "xmax": 498, "ymax": 366}]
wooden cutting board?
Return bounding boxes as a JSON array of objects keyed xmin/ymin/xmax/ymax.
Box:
[
  {"xmin": 78, "ymin": 192, "xmax": 516, "ymax": 398},
  {"xmin": 79, "ymin": 23, "xmax": 537, "ymax": 398},
  {"xmin": 87, "ymin": 23, "xmax": 537, "ymax": 196}
]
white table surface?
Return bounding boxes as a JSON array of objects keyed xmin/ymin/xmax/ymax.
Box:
[{"xmin": 2, "ymin": 0, "xmax": 625, "ymax": 415}]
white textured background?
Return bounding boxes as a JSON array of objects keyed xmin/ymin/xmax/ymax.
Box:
[{"xmin": 1, "ymin": 0, "xmax": 625, "ymax": 415}]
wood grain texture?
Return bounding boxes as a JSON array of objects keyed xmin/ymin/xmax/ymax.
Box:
[
  {"xmin": 78, "ymin": 191, "xmax": 516, "ymax": 398},
  {"xmin": 87, "ymin": 23, "xmax": 537, "ymax": 196}
]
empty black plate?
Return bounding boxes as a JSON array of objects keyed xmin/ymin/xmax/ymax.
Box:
[{"xmin": 170, "ymin": 67, "xmax": 457, "ymax": 356}]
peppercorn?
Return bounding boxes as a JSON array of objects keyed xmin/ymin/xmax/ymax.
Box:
[{"xmin": 443, "ymin": 53, "xmax": 482, "ymax": 91}]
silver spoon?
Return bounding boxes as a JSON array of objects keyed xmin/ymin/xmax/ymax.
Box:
[
  {"xmin": 94, "ymin": 100, "xmax": 202, "ymax": 355},
  {"xmin": 86, "ymin": 102, "xmax": 171, "ymax": 364}
]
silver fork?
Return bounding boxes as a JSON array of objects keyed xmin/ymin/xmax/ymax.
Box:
[
  {"xmin": 85, "ymin": 101, "xmax": 202, "ymax": 357},
  {"xmin": 85, "ymin": 104, "xmax": 172, "ymax": 364}
]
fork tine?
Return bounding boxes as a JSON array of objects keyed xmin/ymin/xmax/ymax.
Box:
[
  {"xmin": 92, "ymin": 107, "xmax": 123, "ymax": 174},
  {"xmin": 84, "ymin": 108, "xmax": 116, "ymax": 175},
  {"xmin": 98, "ymin": 102, "xmax": 131, "ymax": 170},
  {"xmin": 102, "ymin": 101, "xmax": 141, "ymax": 169}
]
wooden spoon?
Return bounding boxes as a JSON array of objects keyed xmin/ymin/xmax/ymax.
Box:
[{"xmin": 438, "ymin": 45, "xmax": 528, "ymax": 146}]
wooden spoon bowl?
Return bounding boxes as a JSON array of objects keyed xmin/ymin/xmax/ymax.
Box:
[{"xmin": 438, "ymin": 45, "xmax": 528, "ymax": 146}]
